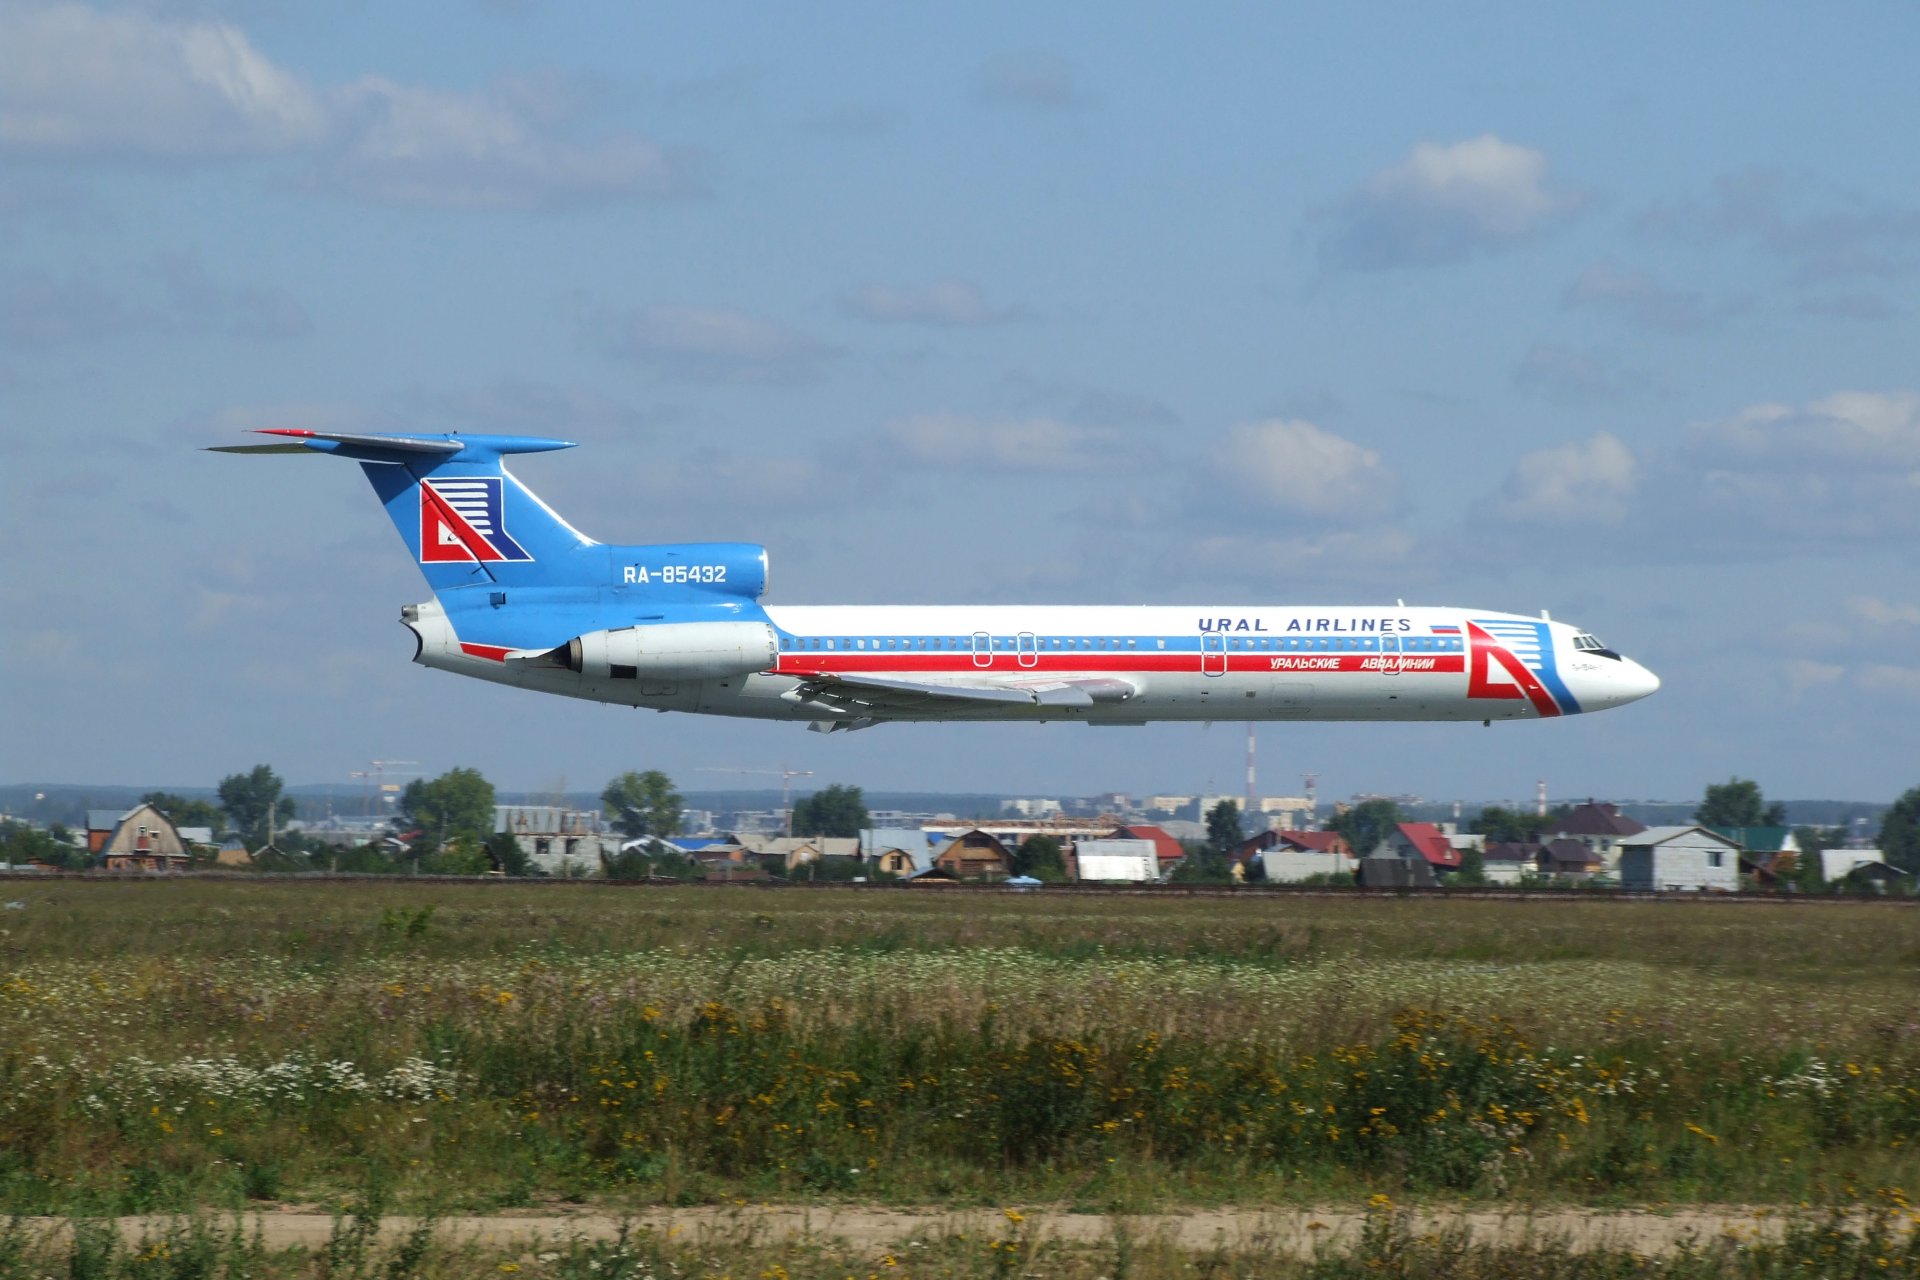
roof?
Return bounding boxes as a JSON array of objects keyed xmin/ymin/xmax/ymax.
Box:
[
  {"xmin": 1394, "ymin": 822, "xmax": 1460, "ymax": 868},
  {"xmin": 87, "ymin": 809, "xmax": 128, "ymax": 832},
  {"xmin": 1541, "ymin": 837, "xmax": 1602, "ymax": 869},
  {"xmin": 1625, "ymin": 825, "xmax": 1743, "ymax": 849},
  {"xmin": 1705, "ymin": 825, "xmax": 1796, "ymax": 853},
  {"xmin": 1108, "ymin": 825, "xmax": 1185, "ymax": 862},
  {"xmin": 1542, "ymin": 801, "xmax": 1647, "ymax": 839},
  {"xmin": 1484, "ymin": 840, "xmax": 1545, "ymax": 863},
  {"xmin": 1278, "ymin": 830, "xmax": 1346, "ymax": 853}
]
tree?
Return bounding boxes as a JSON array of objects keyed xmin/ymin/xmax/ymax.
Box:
[
  {"xmin": 1695, "ymin": 777, "xmax": 1785, "ymax": 829},
  {"xmin": 1205, "ymin": 800, "xmax": 1245, "ymax": 858},
  {"xmin": 1011, "ymin": 835, "xmax": 1068, "ymax": 883},
  {"xmin": 600, "ymin": 771, "xmax": 684, "ymax": 841},
  {"xmin": 791, "ymin": 784, "xmax": 868, "ymax": 839},
  {"xmin": 1329, "ymin": 799, "xmax": 1402, "ymax": 859},
  {"xmin": 1470, "ymin": 806, "xmax": 1546, "ymax": 844},
  {"xmin": 486, "ymin": 831, "xmax": 535, "ymax": 877},
  {"xmin": 141, "ymin": 791, "xmax": 223, "ymax": 831},
  {"xmin": 397, "ymin": 767, "xmax": 495, "ymax": 852},
  {"xmin": 217, "ymin": 765, "xmax": 297, "ymax": 845},
  {"xmin": 1880, "ymin": 785, "xmax": 1920, "ymax": 874},
  {"xmin": 0, "ymin": 820, "xmax": 85, "ymax": 870},
  {"xmin": 1454, "ymin": 844, "xmax": 1488, "ymax": 887}
]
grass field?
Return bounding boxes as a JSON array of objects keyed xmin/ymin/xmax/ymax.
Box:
[{"xmin": 0, "ymin": 880, "xmax": 1915, "ymax": 1218}]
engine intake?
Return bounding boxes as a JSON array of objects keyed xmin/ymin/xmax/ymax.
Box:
[{"xmin": 536, "ymin": 622, "xmax": 777, "ymax": 682}]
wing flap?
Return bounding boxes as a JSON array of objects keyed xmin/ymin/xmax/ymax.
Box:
[{"xmin": 780, "ymin": 670, "xmax": 1139, "ymax": 718}]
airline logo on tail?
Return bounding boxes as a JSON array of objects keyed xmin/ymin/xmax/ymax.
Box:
[{"xmin": 419, "ymin": 478, "xmax": 531, "ymax": 563}]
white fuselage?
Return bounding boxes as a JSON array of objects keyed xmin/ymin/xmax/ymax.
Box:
[{"xmin": 407, "ymin": 601, "xmax": 1660, "ymax": 727}]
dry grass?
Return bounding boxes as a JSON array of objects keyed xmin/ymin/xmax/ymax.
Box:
[{"xmin": 0, "ymin": 881, "xmax": 1915, "ymax": 1215}]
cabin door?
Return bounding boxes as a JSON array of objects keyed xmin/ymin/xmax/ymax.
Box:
[{"xmin": 1201, "ymin": 631, "xmax": 1226, "ymax": 676}]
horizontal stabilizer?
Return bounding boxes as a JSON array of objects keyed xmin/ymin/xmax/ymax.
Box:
[{"xmin": 207, "ymin": 429, "xmax": 577, "ymax": 464}]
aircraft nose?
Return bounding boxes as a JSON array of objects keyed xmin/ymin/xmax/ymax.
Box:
[{"xmin": 1616, "ymin": 657, "xmax": 1660, "ymax": 705}]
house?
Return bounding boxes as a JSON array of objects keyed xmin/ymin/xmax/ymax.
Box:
[
  {"xmin": 1706, "ymin": 826, "xmax": 1801, "ymax": 882},
  {"xmin": 1072, "ymin": 839, "xmax": 1159, "ymax": 882},
  {"xmin": 214, "ymin": 837, "xmax": 253, "ymax": 868},
  {"xmin": 1371, "ymin": 823, "xmax": 1462, "ymax": 873},
  {"xmin": 1618, "ymin": 826, "xmax": 1742, "ymax": 892},
  {"xmin": 1104, "ymin": 824, "xmax": 1187, "ymax": 874},
  {"xmin": 738, "ymin": 835, "xmax": 862, "ymax": 873},
  {"xmin": 1538, "ymin": 837, "xmax": 1607, "ymax": 880},
  {"xmin": 1481, "ymin": 841, "xmax": 1543, "ymax": 885},
  {"xmin": 1238, "ymin": 830, "xmax": 1354, "ymax": 883},
  {"xmin": 1820, "ymin": 848, "xmax": 1911, "ymax": 889},
  {"xmin": 493, "ymin": 805, "xmax": 620, "ymax": 876},
  {"xmin": 931, "ymin": 829, "xmax": 1014, "ymax": 881},
  {"xmin": 1358, "ymin": 856, "xmax": 1435, "ymax": 888},
  {"xmin": 96, "ymin": 803, "xmax": 192, "ymax": 872},
  {"xmin": 1540, "ymin": 800, "xmax": 1647, "ymax": 873}
]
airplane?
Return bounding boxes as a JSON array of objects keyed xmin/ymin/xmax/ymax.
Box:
[{"xmin": 213, "ymin": 429, "xmax": 1659, "ymax": 732}]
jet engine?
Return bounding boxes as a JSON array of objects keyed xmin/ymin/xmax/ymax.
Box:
[{"xmin": 534, "ymin": 622, "xmax": 778, "ymax": 682}]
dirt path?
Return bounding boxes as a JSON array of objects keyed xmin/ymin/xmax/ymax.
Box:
[{"xmin": 15, "ymin": 1204, "xmax": 1874, "ymax": 1257}]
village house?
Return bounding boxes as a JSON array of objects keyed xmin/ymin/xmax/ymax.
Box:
[
  {"xmin": 1104, "ymin": 824, "xmax": 1187, "ymax": 876},
  {"xmin": 93, "ymin": 803, "xmax": 192, "ymax": 872},
  {"xmin": 1537, "ymin": 837, "xmax": 1608, "ymax": 880},
  {"xmin": 1236, "ymin": 830, "xmax": 1354, "ymax": 883},
  {"xmin": 931, "ymin": 829, "xmax": 1014, "ymax": 881},
  {"xmin": 1370, "ymin": 822, "xmax": 1462, "ymax": 874},
  {"xmin": 1706, "ymin": 825, "xmax": 1800, "ymax": 883},
  {"xmin": 1481, "ymin": 841, "xmax": 1543, "ymax": 885},
  {"xmin": 1820, "ymin": 848, "xmax": 1912, "ymax": 890},
  {"xmin": 1539, "ymin": 800, "xmax": 1647, "ymax": 874},
  {"xmin": 1618, "ymin": 826, "xmax": 1742, "ymax": 892}
]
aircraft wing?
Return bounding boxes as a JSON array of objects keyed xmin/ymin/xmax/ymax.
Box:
[{"xmin": 781, "ymin": 669, "xmax": 1139, "ymax": 719}]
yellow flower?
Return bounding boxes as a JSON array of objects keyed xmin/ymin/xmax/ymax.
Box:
[{"xmin": 1003, "ymin": 1208, "xmax": 1025, "ymax": 1225}]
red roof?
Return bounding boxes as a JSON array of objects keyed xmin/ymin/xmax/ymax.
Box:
[
  {"xmin": 1396, "ymin": 822, "xmax": 1461, "ymax": 868},
  {"xmin": 1277, "ymin": 830, "xmax": 1346, "ymax": 853},
  {"xmin": 1109, "ymin": 825, "xmax": 1186, "ymax": 862}
]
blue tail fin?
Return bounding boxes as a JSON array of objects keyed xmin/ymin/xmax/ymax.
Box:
[{"xmin": 213, "ymin": 429, "xmax": 596, "ymax": 592}]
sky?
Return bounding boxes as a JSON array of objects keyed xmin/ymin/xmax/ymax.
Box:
[{"xmin": 5, "ymin": 1, "xmax": 1920, "ymax": 808}]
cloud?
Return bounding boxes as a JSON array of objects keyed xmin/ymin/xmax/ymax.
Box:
[
  {"xmin": 881, "ymin": 414, "xmax": 1128, "ymax": 472},
  {"xmin": 1563, "ymin": 263, "xmax": 1740, "ymax": 333},
  {"xmin": 1510, "ymin": 343, "xmax": 1639, "ymax": 405},
  {"xmin": 1319, "ymin": 134, "xmax": 1586, "ymax": 270},
  {"xmin": 591, "ymin": 305, "xmax": 839, "ymax": 385},
  {"xmin": 976, "ymin": 55, "xmax": 1084, "ymax": 109},
  {"xmin": 841, "ymin": 281, "xmax": 1021, "ymax": 327},
  {"xmin": 0, "ymin": 254, "xmax": 309, "ymax": 346},
  {"xmin": 0, "ymin": 2, "xmax": 327, "ymax": 156},
  {"xmin": 1669, "ymin": 390, "xmax": 1920, "ymax": 545},
  {"xmin": 1486, "ymin": 432, "xmax": 1637, "ymax": 524},
  {"xmin": 321, "ymin": 76, "xmax": 703, "ymax": 210},
  {"xmin": 1855, "ymin": 665, "xmax": 1920, "ymax": 700},
  {"xmin": 0, "ymin": 3, "xmax": 701, "ymax": 209},
  {"xmin": 1688, "ymin": 390, "xmax": 1920, "ymax": 470},
  {"xmin": 1643, "ymin": 167, "xmax": 1920, "ymax": 286},
  {"xmin": 1205, "ymin": 419, "xmax": 1401, "ymax": 521},
  {"xmin": 1845, "ymin": 595, "xmax": 1920, "ymax": 628}
]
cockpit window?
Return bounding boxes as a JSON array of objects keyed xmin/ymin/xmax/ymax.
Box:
[{"xmin": 1572, "ymin": 633, "xmax": 1622, "ymax": 660}]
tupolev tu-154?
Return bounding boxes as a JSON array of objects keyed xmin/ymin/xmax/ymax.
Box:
[{"xmin": 214, "ymin": 430, "xmax": 1660, "ymax": 732}]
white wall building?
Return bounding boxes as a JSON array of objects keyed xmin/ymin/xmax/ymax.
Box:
[{"xmin": 1618, "ymin": 826, "xmax": 1741, "ymax": 892}]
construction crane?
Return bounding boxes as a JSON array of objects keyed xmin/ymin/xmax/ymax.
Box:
[
  {"xmin": 352, "ymin": 760, "xmax": 421, "ymax": 818},
  {"xmin": 699, "ymin": 766, "xmax": 815, "ymax": 835}
]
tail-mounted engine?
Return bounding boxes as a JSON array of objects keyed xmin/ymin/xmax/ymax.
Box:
[{"xmin": 528, "ymin": 621, "xmax": 778, "ymax": 682}]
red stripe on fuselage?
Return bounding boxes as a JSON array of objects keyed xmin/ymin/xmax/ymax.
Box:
[
  {"xmin": 460, "ymin": 643, "xmax": 511, "ymax": 662},
  {"xmin": 774, "ymin": 654, "xmax": 1465, "ymax": 676}
]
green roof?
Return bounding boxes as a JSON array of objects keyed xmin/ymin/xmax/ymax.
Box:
[{"xmin": 1706, "ymin": 825, "xmax": 1794, "ymax": 852}]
